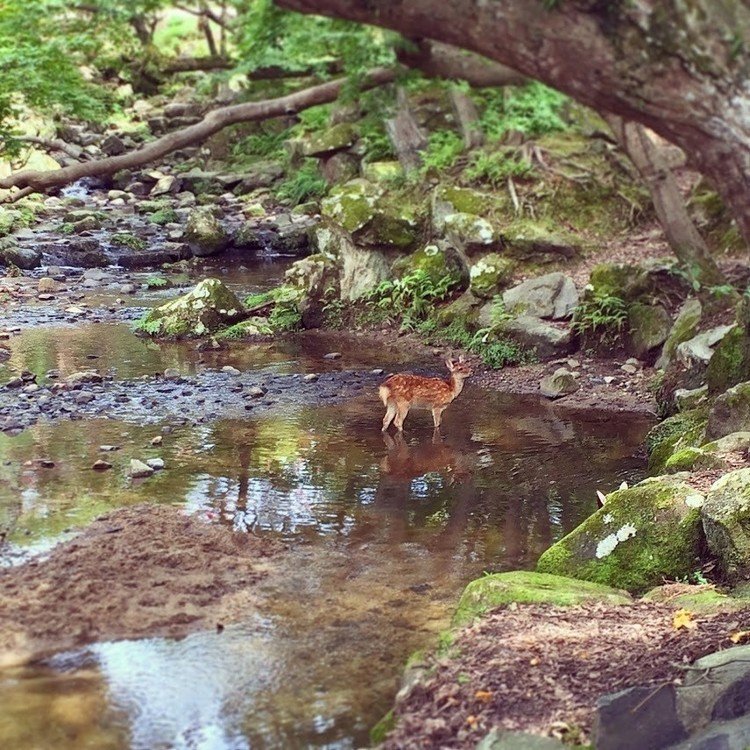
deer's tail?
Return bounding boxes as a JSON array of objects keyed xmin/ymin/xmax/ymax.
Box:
[{"xmin": 378, "ymin": 384, "xmax": 391, "ymax": 406}]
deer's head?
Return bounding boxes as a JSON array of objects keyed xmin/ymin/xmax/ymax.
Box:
[{"xmin": 446, "ymin": 356, "xmax": 473, "ymax": 380}]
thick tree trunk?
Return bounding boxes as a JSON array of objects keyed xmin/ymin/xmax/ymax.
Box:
[
  {"xmin": 0, "ymin": 68, "xmax": 396, "ymax": 196},
  {"xmin": 605, "ymin": 115, "xmax": 725, "ymax": 286},
  {"xmin": 277, "ymin": 0, "xmax": 750, "ymax": 247}
]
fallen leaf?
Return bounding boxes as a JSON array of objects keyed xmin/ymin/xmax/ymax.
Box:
[
  {"xmin": 730, "ymin": 630, "xmax": 750, "ymax": 644},
  {"xmin": 474, "ymin": 690, "xmax": 493, "ymax": 703},
  {"xmin": 465, "ymin": 715, "xmax": 479, "ymax": 727},
  {"xmin": 530, "ymin": 657, "xmax": 540, "ymax": 666},
  {"xmin": 673, "ymin": 609, "xmax": 698, "ymax": 631}
]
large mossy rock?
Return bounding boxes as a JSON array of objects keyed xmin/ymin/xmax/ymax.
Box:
[
  {"xmin": 391, "ymin": 242, "xmax": 467, "ymax": 287},
  {"xmin": 493, "ymin": 315, "xmax": 573, "ymax": 359},
  {"xmin": 435, "ymin": 290, "xmax": 483, "ymax": 327},
  {"xmin": 536, "ymin": 476, "xmax": 706, "ymax": 593},
  {"xmin": 441, "ymin": 211, "xmax": 498, "ymax": 254},
  {"xmin": 184, "ymin": 206, "xmax": 229, "ymax": 257},
  {"xmin": 0, "ymin": 243, "xmax": 41, "ymax": 269},
  {"xmin": 469, "ymin": 253, "xmax": 516, "ymax": 299},
  {"xmin": 502, "ymin": 272, "xmax": 578, "ymax": 320},
  {"xmin": 706, "ymin": 324, "xmax": 750, "ymax": 395},
  {"xmin": 589, "ymin": 262, "xmax": 650, "ymax": 302},
  {"xmin": 626, "ymin": 302, "xmax": 672, "ymax": 360},
  {"xmin": 299, "ymin": 122, "xmax": 358, "ymax": 157},
  {"xmin": 500, "ymin": 220, "xmax": 580, "ymax": 262},
  {"xmin": 137, "ymin": 278, "xmax": 245, "ymax": 336},
  {"xmin": 453, "ymin": 571, "xmax": 631, "ymax": 627},
  {"xmin": 321, "ymin": 179, "xmax": 420, "ymax": 250},
  {"xmin": 706, "ymin": 381, "xmax": 750, "ymax": 440},
  {"xmin": 702, "ymin": 468, "xmax": 750, "ymax": 580}
]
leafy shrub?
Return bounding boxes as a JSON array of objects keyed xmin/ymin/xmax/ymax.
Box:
[
  {"xmin": 275, "ymin": 159, "xmax": 327, "ymax": 205},
  {"xmin": 477, "ymin": 82, "xmax": 568, "ymax": 140},
  {"xmin": 232, "ymin": 128, "xmax": 288, "ymax": 161},
  {"xmin": 464, "ymin": 149, "xmax": 534, "ymax": 186},
  {"xmin": 571, "ymin": 291, "xmax": 628, "ymax": 344},
  {"xmin": 421, "ymin": 130, "xmax": 464, "ymax": 172}
]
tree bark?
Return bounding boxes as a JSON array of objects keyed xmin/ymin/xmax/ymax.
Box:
[
  {"xmin": 449, "ymin": 88, "xmax": 483, "ymax": 149},
  {"xmin": 276, "ymin": 0, "xmax": 750, "ymax": 247},
  {"xmin": 162, "ymin": 56, "xmax": 233, "ymax": 73},
  {"xmin": 0, "ymin": 68, "xmax": 396, "ymax": 196},
  {"xmin": 605, "ymin": 115, "xmax": 725, "ymax": 285},
  {"xmin": 384, "ymin": 88, "xmax": 428, "ymax": 172}
]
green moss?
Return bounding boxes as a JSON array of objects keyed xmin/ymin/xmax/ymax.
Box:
[
  {"xmin": 453, "ymin": 571, "xmax": 631, "ymax": 627},
  {"xmin": 149, "ymin": 208, "xmax": 179, "ymax": 226},
  {"xmin": 392, "ymin": 244, "xmax": 464, "ymax": 286},
  {"xmin": 537, "ymin": 476, "xmax": 705, "ymax": 593},
  {"xmin": 706, "ymin": 325, "xmax": 750, "ymax": 394},
  {"xmin": 111, "ymin": 233, "xmax": 147, "ymax": 252},
  {"xmin": 647, "ymin": 407, "xmax": 708, "ymax": 473},
  {"xmin": 641, "ymin": 586, "xmax": 747, "ymax": 614},
  {"xmin": 664, "ymin": 447, "xmax": 706, "ymax": 473},
  {"xmin": 589, "ymin": 263, "xmax": 650, "ymax": 302},
  {"xmin": 437, "ymin": 185, "xmax": 488, "ymax": 215},
  {"xmin": 369, "ymin": 710, "xmax": 395, "ymax": 745},
  {"xmin": 469, "ymin": 254, "xmax": 516, "ymax": 299}
]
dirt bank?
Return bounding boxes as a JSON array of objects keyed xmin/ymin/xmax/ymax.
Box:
[
  {"xmin": 383, "ymin": 600, "xmax": 749, "ymax": 748},
  {"xmin": 0, "ymin": 504, "xmax": 281, "ymax": 666}
]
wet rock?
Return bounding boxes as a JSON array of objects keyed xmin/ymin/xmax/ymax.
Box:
[
  {"xmin": 92, "ymin": 460, "xmax": 112, "ymax": 471},
  {"xmin": 145, "ymin": 458, "xmax": 165, "ymax": 471},
  {"xmin": 101, "ymin": 134, "xmax": 126, "ymax": 156},
  {"xmin": 323, "ymin": 352, "xmax": 342, "ymax": 360},
  {"xmin": 537, "ymin": 475, "xmax": 706, "ymax": 592},
  {"xmin": 130, "ymin": 459, "xmax": 154, "ymax": 478},
  {"xmin": 37, "ymin": 277, "xmax": 57, "ymax": 293},
  {"xmin": 63, "ymin": 237, "xmax": 107, "ymax": 267},
  {"xmin": 184, "ymin": 206, "xmax": 229, "ymax": 257},
  {"xmin": 540, "ymin": 368, "xmax": 580, "ymax": 399},
  {"xmin": 1, "ymin": 244, "xmax": 42, "ymax": 269},
  {"xmin": 477, "ymin": 730, "xmax": 566, "ymax": 749},
  {"xmin": 65, "ymin": 371, "xmax": 103, "ymax": 387},
  {"xmin": 303, "ymin": 373, "xmax": 319, "ymax": 382},
  {"xmin": 137, "ymin": 278, "xmax": 245, "ymax": 337},
  {"xmin": 222, "ymin": 365, "xmax": 241, "ymax": 375},
  {"xmin": 5, "ymin": 377, "xmax": 23, "ymax": 389},
  {"xmin": 73, "ymin": 390, "xmax": 95, "ymax": 404},
  {"xmin": 248, "ymin": 386, "xmax": 266, "ymax": 398},
  {"xmin": 503, "ymin": 273, "xmax": 578, "ymax": 320}
]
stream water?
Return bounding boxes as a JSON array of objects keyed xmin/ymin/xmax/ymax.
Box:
[{"xmin": 0, "ymin": 259, "xmax": 654, "ymax": 750}]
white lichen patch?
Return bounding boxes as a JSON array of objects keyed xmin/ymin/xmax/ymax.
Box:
[
  {"xmin": 684, "ymin": 493, "xmax": 705, "ymax": 508},
  {"xmin": 595, "ymin": 523, "xmax": 638, "ymax": 559},
  {"xmin": 603, "ymin": 513, "xmax": 614, "ymax": 524}
]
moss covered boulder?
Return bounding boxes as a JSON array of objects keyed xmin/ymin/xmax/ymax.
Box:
[
  {"xmin": 362, "ymin": 161, "xmax": 403, "ymax": 183},
  {"xmin": 432, "ymin": 185, "xmax": 491, "ymax": 229},
  {"xmin": 627, "ymin": 302, "xmax": 672, "ymax": 359},
  {"xmin": 184, "ymin": 206, "xmax": 229, "ymax": 257},
  {"xmin": 435, "ymin": 290, "xmax": 482, "ymax": 327},
  {"xmin": 441, "ymin": 212, "xmax": 498, "ymax": 254},
  {"xmin": 589, "ymin": 263, "xmax": 651, "ymax": 302},
  {"xmin": 536, "ymin": 476, "xmax": 706, "ymax": 593},
  {"xmin": 453, "ymin": 571, "xmax": 630, "ymax": 626},
  {"xmin": 647, "ymin": 408, "xmax": 708, "ymax": 474},
  {"xmin": 656, "ymin": 298, "xmax": 702, "ymax": 370},
  {"xmin": 300, "ymin": 122, "xmax": 358, "ymax": 157},
  {"xmin": 503, "ymin": 272, "xmax": 579, "ymax": 320},
  {"xmin": 706, "ymin": 324, "xmax": 750, "ymax": 395},
  {"xmin": 136, "ymin": 278, "xmax": 245, "ymax": 337},
  {"xmin": 702, "ymin": 469, "xmax": 750, "ymax": 580},
  {"xmin": 392, "ymin": 242, "xmax": 466, "ymax": 286},
  {"xmin": 500, "ymin": 220, "xmax": 580, "ymax": 262},
  {"xmin": 706, "ymin": 381, "xmax": 750, "ymax": 441},
  {"xmin": 469, "ymin": 253, "xmax": 516, "ymax": 299},
  {"xmin": 642, "ymin": 584, "xmax": 747, "ymax": 614}
]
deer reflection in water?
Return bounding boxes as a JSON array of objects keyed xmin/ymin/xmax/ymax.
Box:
[{"xmin": 380, "ymin": 430, "xmax": 473, "ymax": 485}]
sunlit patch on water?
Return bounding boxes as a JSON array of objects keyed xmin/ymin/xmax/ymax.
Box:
[{"xmin": 0, "ymin": 374, "xmax": 654, "ymax": 748}]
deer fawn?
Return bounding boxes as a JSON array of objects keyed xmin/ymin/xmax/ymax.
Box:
[{"xmin": 379, "ymin": 357, "xmax": 473, "ymax": 431}]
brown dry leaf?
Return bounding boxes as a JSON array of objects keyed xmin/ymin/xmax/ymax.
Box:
[
  {"xmin": 465, "ymin": 715, "xmax": 479, "ymax": 727},
  {"xmin": 530, "ymin": 657, "xmax": 540, "ymax": 666},
  {"xmin": 673, "ymin": 609, "xmax": 698, "ymax": 631},
  {"xmin": 474, "ymin": 690, "xmax": 493, "ymax": 703},
  {"xmin": 729, "ymin": 630, "xmax": 750, "ymax": 644}
]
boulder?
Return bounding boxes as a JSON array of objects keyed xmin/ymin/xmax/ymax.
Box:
[
  {"xmin": 706, "ymin": 323, "xmax": 750, "ymax": 395},
  {"xmin": 441, "ymin": 212, "xmax": 498, "ymax": 254},
  {"xmin": 362, "ymin": 161, "xmax": 403, "ymax": 183},
  {"xmin": 646, "ymin": 408, "xmax": 708, "ymax": 474},
  {"xmin": 501, "ymin": 223, "xmax": 580, "ymax": 262},
  {"xmin": 184, "ymin": 206, "xmax": 229, "ymax": 257},
  {"xmin": 477, "ymin": 730, "xmax": 566, "ymax": 749},
  {"xmin": 626, "ymin": 302, "xmax": 672, "ymax": 359},
  {"xmin": 656, "ymin": 298, "xmax": 702, "ymax": 370},
  {"xmin": 340, "ymin": 242, "xmax": 390, "ymax": 300},
  {"xmin": 702, "ymin": 468, "xmax": 750, "ymax": 579},
  {"xmin": 320, "ymin": 152, "xmax": 359, "ymax": 184},
  {"xmin": 469, "ymin": 253, "xmax": 516, "ymax": 299},
  {"xmin": 452, "ymin": 570, "xmax": 630, "ymax": 627},
  {"xmin": 61, "ymin": 237, "xmax": 108, "ymax": 267},
  {"xmin": 540, "ymin": 367, "xmax": 580, "ymax": 399},
  {"xmin": 589, "ymin": 263, "xmax": 651, "ymax": 302},
  {"xmin": 1, "ymin": 244, "xmax": 41, "ymax": 269},
  {"xmin": 493, "ymin": 315, "xmax": 573, "ymax": 359},
  {"xmin": 391, "ymin": 242, "xmax": 467, "ymax": 286},
  {"xmin": 435, "ymin": 290, "xmax": 483, "ymax": 327},
  {"xmin": 706, "ymin": 381, "xmax": 750, "ymax": 440},
  {"xmin": 536, "ymin": 476, "xmax": 706, "ymax": 592},
  {"xmin": 136, "ymin": 278, "xmax": 245, "ymax": 337},
  {"xmin": 677, "ymin": 325, "xmax": 735, "ymax": 372},
  {"xmin": 299, "ymin": 122, "xmax": 358, "ymax": 157},
  {"xmin": 503, "ymin": 272, "xmax": 578, "ymax": 320}
]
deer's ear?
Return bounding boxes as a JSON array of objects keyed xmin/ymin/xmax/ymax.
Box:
[{"xmin": 445, "ymin": 358, "xmax": 456, "ymax": 371}]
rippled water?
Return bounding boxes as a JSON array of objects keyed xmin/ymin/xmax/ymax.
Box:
[{"xmin": 0, "ymin": 354, "xmax": 652, "ymax": 748}]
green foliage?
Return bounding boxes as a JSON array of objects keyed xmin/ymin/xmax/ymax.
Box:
[
  {"xmin": 232, "ymin": 128, "xmax": 288, "ymax": 162},
  {"xmin": 111, "ymin": 233, "xmax": 147, "ymax": 251},
  {"xmin": 464, "ymin": 149, "xmax": 533, "ymax": 186},
  {"xmin": 148, "ymin": 208, "xmax": 179, "ymax": 225},
  {"xmin": 418, "ymin": 317, "xmax": 533, "ymax": 369},
  {"xmin": 364, "ymin": 269, "xmax": 457, "ymax": 329},
  {"xmin": 421, "ymin": 130, "xmax": 464, "ymax": 172},
  {"xmin": 269, "ymin": 300, "xmax": 302, "ymax": 332},
  {"xmin": 0, "ymin": 205, "xmax": 37, "ymax": 237},
  {"xmin": 476, "ymin": 82, "xmax": 568, "ymax": 140},
  {"xmin": 274, "ymin": 159, "xmax": 327, "ymax": 206},
  {"xmin": 145, "ymin": 275, "xmax": 168, "ymax": 289},
  {"xmin": 133, "ymin": 311, "xmax": 165, "ymax": 336},
  {"xmin": 572, "ymin": 291, "xmax": 629, "ymax": 344}
]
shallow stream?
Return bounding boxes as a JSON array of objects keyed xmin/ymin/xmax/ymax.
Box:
[{"xmin": 0, "ymin": 259, "xmax": 654, "ymax": 750}]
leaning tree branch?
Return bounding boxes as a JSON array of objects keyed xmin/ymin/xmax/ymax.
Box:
[{"xmin": 0, "ymin": 67, "xmax": 397, "ymax": 197}]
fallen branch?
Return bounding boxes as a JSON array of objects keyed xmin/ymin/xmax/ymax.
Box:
[{"xmin": 0, "ymin": 67, "xmax": 396, "ymax": 198}]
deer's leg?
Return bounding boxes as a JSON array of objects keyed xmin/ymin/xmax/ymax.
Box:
[
  {"xmin": 432, "ymin": 406, "xmax": 446, "ymax": 428},
  {"xmin": 382, "ymin": 401, "xmax": 397, "ymax": 431},
  {"xmin": 394, "ymin": 401, "xmax": 410, "ymax": 431}
]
